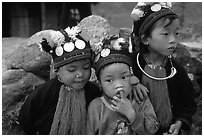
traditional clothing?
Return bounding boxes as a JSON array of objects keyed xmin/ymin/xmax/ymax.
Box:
[
  {"xmin": 86, "ymin": 95, "xmax": 159, "ymax": 135},
  {"xmin": 18, "ymin": 77, "xmax": 101, "ymax": 134},
  {"xmin": 131, "ymin": 52, "xmax": 197, "ymax": 134}
]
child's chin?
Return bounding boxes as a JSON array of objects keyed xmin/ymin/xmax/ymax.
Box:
[{"xmin": 72, "ymin": 83, "xmax": 85, "ymax": 90}]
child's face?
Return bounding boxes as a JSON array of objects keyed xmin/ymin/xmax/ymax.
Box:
[
  {"xmin": 57, "ymin": 59, "xmax": 91, "ymax": 90},
  {"xmin": 146, "ymin": 18, "xmax": 180, "ymax": 56},
  {"xmin": 99, "ymin": 63, "xmax": 132, "ymax": 99}
]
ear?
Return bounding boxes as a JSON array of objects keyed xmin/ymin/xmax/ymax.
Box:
[
  {"xmin": 141, "ymin": 35, "xmax": 149, "ymax": 45},
  {"xmin": 55, "ymin": 67, "xmax": 61, "ymax": 76}
]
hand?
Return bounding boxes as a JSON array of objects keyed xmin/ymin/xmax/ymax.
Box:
[
  {"xmin": 111, "ymin": 92, "xmax": 135, "ymax": 122},
  {"xmin": 164, "ymin": 121, "xmax": 182, "ymax": 135},
  {"xmin": 132, "ymin": 83, "xmax": 149, "ymax": 103}
]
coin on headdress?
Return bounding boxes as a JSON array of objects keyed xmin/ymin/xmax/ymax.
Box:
[
  {"xmin": 55, "ymin": 46, "xmax": 64, "ymax": 56},
  {"xmin": 64, "ymin": 42, "xmax": 75, "ymax": 52},
  {"xmin": 75, "ymin": 39, "xmax": 86, "ymax": 49}
]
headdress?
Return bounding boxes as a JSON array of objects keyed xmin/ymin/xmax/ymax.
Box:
[
  {"xmin": 90, "ymin": 35, "xmax": 133, "ymax": 75},
  {"xmin": 131, "ymin": 2, "xmax": 178, "ymax": 45},
  {"xmin": 40, "ymin": 26, "xmax": 91, "ymax": 69}
]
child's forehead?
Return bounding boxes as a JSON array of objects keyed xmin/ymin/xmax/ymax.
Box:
[{"xmin": 154, "ymin": 18, "xmax": 180, "ymax": 30}]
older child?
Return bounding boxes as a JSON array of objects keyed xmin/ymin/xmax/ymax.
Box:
[
  {"xmin": 130, "ymin": 2, "xmax": 197, "ymax": 134},
  {"xmin": 18, "ymin": 26, "xmax": 101, "ymax": 134},
  {"xmin": 86, "ymin": 35, "xmax": 159, "ymax": 135}
]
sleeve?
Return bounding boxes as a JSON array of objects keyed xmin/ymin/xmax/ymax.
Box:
[
  {"xmin": 86, "ymin": 99, "xmax": 100, "ymax": 135},
  {"xmin": 129, "ymin": 99, "xmax": 159, "ymax": 135},
  {"xmin": 171, "ymin": 64, "xmax": 197, "ymax": 131},
  {"xmin": 18, "ymin": 85, "xmax": 44, "ymax": 134}
]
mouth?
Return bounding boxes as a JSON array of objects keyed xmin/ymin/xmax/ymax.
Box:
[
  {"xmin": 115, "ymin": 90, "xmax": 124, "ymax": 98},
  {"xmin": 168, "ymin": 46, "xmax": 176, "ymax": 51},
  {"xmin": 75, "ymin": 81, "xmax": 85, "ymax": 86}
]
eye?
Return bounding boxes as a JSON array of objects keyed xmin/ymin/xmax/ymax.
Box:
[
  {"xmin": 176, "ymin": 32, "xmax": 180, "ymax": 37},
  {"xmin": 67, "ymin": 67, "xmax": 76, "ymax": 72},
  {"xmin": 67, "ymin": 68, "xmax": 76, "ymax": 72},
  {"xmin": 122, "ymin": 74, "xmax": 130, "ymax": 80},
  {"xmin": 162, "ymin": 32, "xmax": 168, "ymax": 36},
  {"xmin": 105, "ymin": 79, "xmax": 112, "ymax": 83}
]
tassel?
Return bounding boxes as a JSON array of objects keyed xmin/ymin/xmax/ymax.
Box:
[{"xmin": 130, "ymin": 75, "xmax": 140, "ymax": 85}]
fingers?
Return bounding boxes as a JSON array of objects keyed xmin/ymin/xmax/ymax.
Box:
[
  {"xmin": 140, "ymin": 88, "xmax": 148, "ymax": 100},
  {"xmin": 136, "ymin": 87, "xmax": 145, "ymax": 101},
  {"xmin": 120, "ymin": 91, "xmax": 125, "ymax": 100},
  {"xmin": 111, "ymin": 98, "xmax": 118, "ymax": 106},
  {"xmin": 169, "ymin": 124, "xmax": 179, "ymax": 135},
  {"xmin": 133, "ymin": 87, "xmax": 141, "ymax": 104},
  {"xmin": 111, "ymin": 104, "xmax": 118, "ymax": 111},
  {"xmin": 113, "ymin": 96, "xmax": 121, "ymax": 102}
]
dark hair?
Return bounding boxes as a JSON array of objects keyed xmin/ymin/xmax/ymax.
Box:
[{"xmin": 133, "ymin": 15, "xmax": 179, "ymax": 54}]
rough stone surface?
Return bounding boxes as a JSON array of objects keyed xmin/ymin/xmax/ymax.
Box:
[
  {"xmin": 2, "ymin": 36, "xmax": 51, "ymax": 134},
  {"xmin": 78, "ymin": 15, "xmax": 111, "ymax": 44}
]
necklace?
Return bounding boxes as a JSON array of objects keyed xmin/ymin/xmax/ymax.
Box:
[{"xmin": 137, "ymin": 53, "xmax": 177, "ymax": 80}]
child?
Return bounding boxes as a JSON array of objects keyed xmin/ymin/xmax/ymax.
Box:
[
  {"xmin": 130, "ymin": 2, "xmax": 197, "ymax": 134},
  {"xmin": 86, "ymin": 35, "xmax": 159, "ymax": 135},
  {"xmin": 18, "ymin": 26, "xmax": 101, "ymax": 134}
]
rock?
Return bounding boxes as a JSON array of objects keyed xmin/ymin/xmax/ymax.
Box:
[
  {"xmin": 2, "ymin": 69, "xmax": 45, "ymax": 134},
  {"xmin": 173, "ymin": 43, "xmax": 202, "ymax": 96},
  {"xmin": 78, "ymin": 15, "xmax": 111, "ymax": 44},
  {"xmin": 2, "ymin": 35, "xmax": 52, "ymax": 134},
  {"xmin": 3, "ymin": 42, "xmax": 51, "ymax": 79}
]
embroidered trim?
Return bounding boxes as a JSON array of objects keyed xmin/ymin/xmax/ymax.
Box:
[{"xmin": 101, "ymin": 96, "xmax": 115, "ymax": 111}]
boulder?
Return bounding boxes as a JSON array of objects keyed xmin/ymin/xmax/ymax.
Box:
[{"xmin": 2, "ymin": 35, "xmax": 52, "ymax": 134}]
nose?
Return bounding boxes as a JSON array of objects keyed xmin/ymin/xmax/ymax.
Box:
[
  {"xmin": 114, "ymin": 81, "xmax": 123, "ymax": 90},
  {"xmin": 75, "ymin": 71, "xmax": 83, "ymax": 78},
  {"xmin": 169, "ymin": 33, "xmax": 176, "ymax": 45}
]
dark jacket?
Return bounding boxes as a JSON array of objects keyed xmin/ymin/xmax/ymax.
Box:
[
  {"xmin": 131, "ymin": 52, "xmax": 197, "ymax": 134},
  {"xmin": 18, "ymin": 77, "xmax": 101, "ymax": 134}
]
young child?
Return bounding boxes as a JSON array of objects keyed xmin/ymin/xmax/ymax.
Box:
[
  {"xmin": 86, "ymin": 35, "xmax": 159, "ymax": 135},
  {"xmin": 18, "ymin": 26, "xmax": 101, "ymax": 134},
  {"xmin": 130, "ymin": 2, "xmax": 197, "ymax": 134}
]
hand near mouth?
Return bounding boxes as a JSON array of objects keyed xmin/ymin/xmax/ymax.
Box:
[{"xmin": 111, "ymin": 92, "xmax": 136, "ymax": 123}]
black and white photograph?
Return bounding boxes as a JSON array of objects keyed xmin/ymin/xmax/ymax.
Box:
[{"xmin": 2, "ymin": 1, "xmax": 202, "ymax": 135}]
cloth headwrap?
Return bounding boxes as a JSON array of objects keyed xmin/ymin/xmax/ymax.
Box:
[
  {"xmin": 40, "ymin": 26, "xmax": 91, "ymax": 69},
  {"xmin": 139, "ymin": 9, "xmax": 178, "ymax": 37},
  {"xmin": 49, "ymin": 85, "xmax": 86, "ymax": 134},
  {"xmin": 131, "ymin": 2, "xmax": 178, "ymax": 39},
  {"xmin": 90, "ymin": 35, "xmax": 133, "ymax": 75}
]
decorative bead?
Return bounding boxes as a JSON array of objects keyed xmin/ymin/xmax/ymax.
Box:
[
  {"xmin": 55, "ymin": 46, "xmax": 63, "ymax": 56},
  {"xmin": 101, "ymin": 48, "xmax": 110, "ymax": 57},
  {"xmin": 75, "ymin": 39, "xmax": 86, "ymax": 49},
  {"xmin": 50, "ymin": 50, "xmax": 53, "ymax": 53},
  {"xmin": 94, "ymin": 53, "xmax": 101, "ymax": 62},
  {"xmin": 64, "ymin": 42, "xmax": 75, "ymax": 52},
  {"xmin": 130, "ymin": 76, "xmax": 140, "ymax": 85},
  {"xmin": 151, "ymin": 4, "xmax": 162, "ymax": 12}
]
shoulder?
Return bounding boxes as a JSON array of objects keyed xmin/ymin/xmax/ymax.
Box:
[
  {"xmin": 88, "ymin": 97, "xmax": 103, "ymax": 109},
  {"xmin": 29, "ymin": 77, "xmax": 62, "ymax": 102},
  {"xmin": 84, "ymin": 81, "xmax": 100, "ymax": 92},
  {"xmin": 88, "ymin": 97, "xmax": 103, "ymax": 114},
  {"xmin": 84, "ymin": 81, "xmax": 102, "ymax": 107}
]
